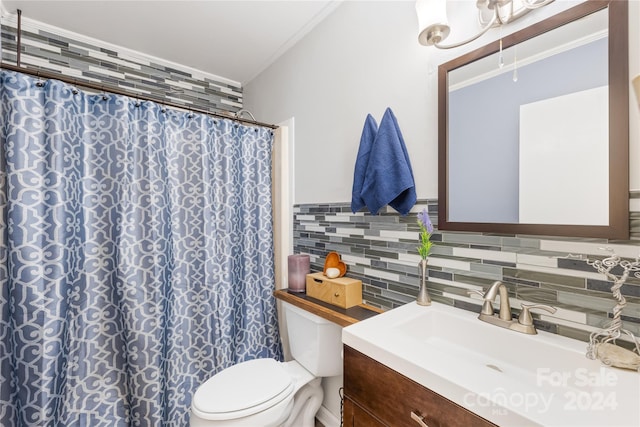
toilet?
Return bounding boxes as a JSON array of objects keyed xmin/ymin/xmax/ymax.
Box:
[{"xmin": 190, "ymin": 301, "xmax": 343, "ymax": 427}]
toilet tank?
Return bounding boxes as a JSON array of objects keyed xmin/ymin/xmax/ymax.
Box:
[{"xmin": 282, "ymin": 301, "xmax": 343, "ymax": 377}]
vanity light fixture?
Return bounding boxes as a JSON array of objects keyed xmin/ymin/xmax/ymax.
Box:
[{"xmin": 416, "ymin": 0, "xmax": 555, "ymax": 49}]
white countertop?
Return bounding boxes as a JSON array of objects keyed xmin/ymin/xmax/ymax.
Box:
[{"xmin": 342, "ymin": 301, "xmax": 640, "ymax": 427}]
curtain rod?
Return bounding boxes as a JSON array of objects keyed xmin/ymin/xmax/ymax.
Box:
[{"xmin": 0, "ymin": 62, "xmax": 278, "ymax": 130}]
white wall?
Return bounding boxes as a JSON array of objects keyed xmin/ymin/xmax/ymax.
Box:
[
  {"xmin": 245, "ymin": 0, "xmax": 640, "ymax": 205},
  {"xmin": 245, "ymin": 0, "xmax": 436, "ymax": 204}
]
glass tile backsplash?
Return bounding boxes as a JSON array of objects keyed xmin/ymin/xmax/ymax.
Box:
[{"xmin": 294, "ymin": 197, "xmax": 640, "ymax": 344}]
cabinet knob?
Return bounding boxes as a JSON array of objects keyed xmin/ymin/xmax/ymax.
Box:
[
  {"xmin": 411, "ymin": 411, "xmax": 430, "ymax": 427},
  {"xmin": 334, "ymin": 292, "xmax": 340, "ymax": 297}
]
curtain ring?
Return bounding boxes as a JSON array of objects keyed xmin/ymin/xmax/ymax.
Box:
[{"xmin": 35, "ymin": 71, "xmax": 44, "ymax": 87}]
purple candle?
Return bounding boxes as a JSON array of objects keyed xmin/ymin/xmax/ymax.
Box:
[{"xmin": 288, "ymin": 254, "xmax": 310, "ymax": 292}]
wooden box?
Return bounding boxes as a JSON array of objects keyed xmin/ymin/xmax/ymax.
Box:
[{"xmin": 305, "ymin": 272, "xmax": 362, "ymax": 309}]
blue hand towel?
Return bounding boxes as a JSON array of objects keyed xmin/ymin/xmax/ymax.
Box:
[
  {"xmin": 361, "ymin": 108, "xmax": 416, "ymax": 215},
  {"xmin": 351, "ymin": 114, "xmax": 378, "ymax": 213}
]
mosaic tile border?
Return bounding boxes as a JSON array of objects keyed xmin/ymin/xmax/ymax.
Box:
[
  {"xmin": 0, "ymin": 11, "xmax": 242, "ymax": 114},
  {"xmin": 294, "ymin": 198, "xmax": 640, "ymax": 344}
]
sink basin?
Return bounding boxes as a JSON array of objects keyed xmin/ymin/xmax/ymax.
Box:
[
  {"xmin": 399, "ymin": 306, "xmax": 596, "ymax": 390},
  {"xmin": 342, "ymin": 301, "xmax": 640, "ymax": 427}
]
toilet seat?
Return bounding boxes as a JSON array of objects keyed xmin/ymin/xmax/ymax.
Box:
[{"xmin": 191, "ymin": 358, "xmax": 294, "ymax": 421}]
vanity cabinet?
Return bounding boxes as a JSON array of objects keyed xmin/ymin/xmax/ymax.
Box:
[{"xmin": 343, "ymin": 346, "xmax": 497, "ymax": 427}]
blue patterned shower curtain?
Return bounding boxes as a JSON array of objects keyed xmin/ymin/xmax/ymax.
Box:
[{"xmin": 0, "ymin": 70, "xmax": 282, "ymax": 427}]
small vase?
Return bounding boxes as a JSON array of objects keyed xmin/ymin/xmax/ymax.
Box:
[{"xmin": 417, "ymin": 259, "xmax": 431, "ymax": 306}]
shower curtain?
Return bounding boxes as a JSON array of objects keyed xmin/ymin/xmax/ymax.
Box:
[{"xmin": 0, "ymin": 70, "xmax": 282, "ymax": 427}]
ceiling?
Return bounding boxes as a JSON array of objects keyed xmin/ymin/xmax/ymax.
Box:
[{"xmin": 0, "ymin": 0, "xmax": 343, "ymax": 85}]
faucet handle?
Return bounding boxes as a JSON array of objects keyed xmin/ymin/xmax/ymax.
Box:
[
  {"xmin": 518, "ymin": 303, "xmax": 557, "ymax": 326},
  {"xmin": 466, "ymin": 289, "xmax": 484, "ymax": 298},
  {"xmin": 467, "ymin": 289, "xmax": 493, "ymax": 315}
]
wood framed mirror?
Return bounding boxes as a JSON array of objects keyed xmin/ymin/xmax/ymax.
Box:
[{"xmin": 438, "ymin": 0, "xmax": 629, "ymax": 239}]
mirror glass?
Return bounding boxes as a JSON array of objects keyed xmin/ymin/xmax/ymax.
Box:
[{"xmin": 438, "ymin": 0, "xmax": 629, "ymax": 239}]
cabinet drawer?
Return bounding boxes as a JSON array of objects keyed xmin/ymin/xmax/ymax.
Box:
[{"xmin": 343, "ymin": 346, "xmax": 497, "ymax": 427}]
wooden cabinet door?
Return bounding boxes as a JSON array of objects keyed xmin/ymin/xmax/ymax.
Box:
[
  {"xmin": 343, "ymin": 346, "xmax": 497, "ymax": 427},
  {"xmin": 343, "ymin": 397, "xmax": 386, "ymax": 427}
]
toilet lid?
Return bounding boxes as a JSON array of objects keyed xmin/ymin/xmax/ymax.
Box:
[{"xmin": 192, "ymin": 358, "xmax": 294, "ymax": 419}]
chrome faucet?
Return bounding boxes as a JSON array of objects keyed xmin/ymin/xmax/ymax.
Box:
[{"xmin": 470, "ymin": 281, "xmax": 557, "ymax": 335}]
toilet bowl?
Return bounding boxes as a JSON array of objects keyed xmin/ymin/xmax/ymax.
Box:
[{"xmin": 190, "ymin": 301, "xmax": 343, "ymax": 427}]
